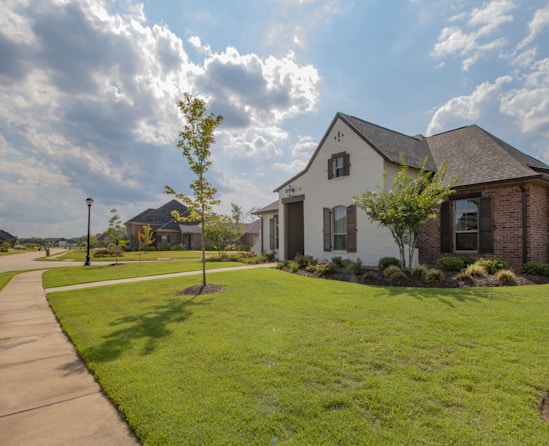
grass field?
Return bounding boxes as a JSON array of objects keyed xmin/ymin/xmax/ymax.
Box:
[
  {"xmin": 42, "ymin": 260, "xmax": 244, "ymax": 288},
  {"xmin": 48, "ymin": 250, "xmax": 217, "ymax": 262},
  {"xmin": 47, "ymin": 269, "xmax": 549, "ymax": 445}
]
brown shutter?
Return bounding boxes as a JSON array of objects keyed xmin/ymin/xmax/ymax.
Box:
[
  {"xmin": 478, "ymin": 196, "xmax": 493, "ymax": 253},
  {"xmin": 327, "ymin": 158, "xmax": 333, "ymax": 179},
  {"xmin": 440, "ymin": 201, "xmax": 452, "ymax": 253},
  {"xmin": 343, "ymin": 153, "xmax": 350, "ymax": 176},
  {"xmin": 269, "ymin": 218, "xmax": 275, "ymax": 250},
  {"xmin": 347, "ymin": 204, "xmax": 356, "ymax": 252},
  {"xmin": 323, "ymin": 207, "xmax": 332, "ymax": 251}
]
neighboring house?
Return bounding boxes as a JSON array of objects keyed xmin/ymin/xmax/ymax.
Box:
[
  {"xmin": 258, "ymin": 112, "xmax": 549, "ymax": 269},
  {"xmin": 125, "ymin": 199, "xmax": 260, "ymax": 252},
  {"xmin": 125, "ymin": 199, "xmax": 202, "ymax": 250},
  {"xmin": 0, "ymin": 230, "xmax": 17, "ymax": 247},
  {"xmin": 241, "ymin": 219, "xmax": 262, "ymax": 253}
]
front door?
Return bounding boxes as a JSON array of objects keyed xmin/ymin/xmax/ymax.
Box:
[{"xmin": 285, "ymin": 200, "xmax": 304, "ymax": 260}]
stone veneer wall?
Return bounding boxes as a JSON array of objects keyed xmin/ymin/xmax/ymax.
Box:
[{"xmin": 417, "ymin": 181, "xmax": 548, "ymax": 270}]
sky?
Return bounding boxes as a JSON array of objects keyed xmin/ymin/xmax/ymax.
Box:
[{"xmin": 1, "ymin": 0, "xmax": 549, "ymax": 238}]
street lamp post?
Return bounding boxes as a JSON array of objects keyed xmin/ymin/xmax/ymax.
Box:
[{"xmin": 84, "ymin": 197, "xmax": 94, "ymax": 266}]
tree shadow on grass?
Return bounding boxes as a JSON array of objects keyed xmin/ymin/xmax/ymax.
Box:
[
  {"xmin": 83, "ymin": 296, "xmax": 208, "ymax": 363},
  {"xmin": 376, "ymin": 286, "xmax": 503, "ymax": 308}
]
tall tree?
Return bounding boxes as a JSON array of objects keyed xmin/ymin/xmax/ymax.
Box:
[
  {"xmin": 354, "ymin": 155, "xmax": 457, "ymax": 270},
  {"xmin": 165, "ymin": 93, "xmax": 223, "ymax": 287}
]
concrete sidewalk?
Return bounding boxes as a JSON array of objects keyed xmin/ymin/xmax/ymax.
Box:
[{"xmin": 0, "ymin": 270, "xmax": 140, "ymax": 445}]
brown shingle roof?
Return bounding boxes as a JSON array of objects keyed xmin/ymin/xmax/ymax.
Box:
[
  {"xmin": 125, "ymin": 199, "xmax": 189, "ymax": 225},
  {"xmin": 339, "ymin": 113, "xmax": 436, "ymax": 171},
  {"xmin": 426, "ymin": 125, "xmax": 549, "ymax": 187}
]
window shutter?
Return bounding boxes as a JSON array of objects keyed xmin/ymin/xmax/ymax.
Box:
[
  {"xmin": 327, "ymin": 159, "xmax": 334, "ymax": 179},
  {"xmin": 269, "ymin": 218, "xmax": 275, "ymax": 250},
  {"xmin": 478, "ymin": 196, "xmax": 493, "ymax": 253},
  {"xmin": 323, "ymin": 207, "xmax": 332, "ymax": 251},
  {"xmin": 440, "ymin": 201, "xmax": 452, "ymax": 252},
  {"xmin": 347, "ymin": 204, "xmax": 356, "ymax": 252},
  {"xmin": 343, "ymin": 153, "xmax": 350, "ymax": 176}
]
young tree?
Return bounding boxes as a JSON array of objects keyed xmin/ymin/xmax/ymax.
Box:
[
  {"xmin": 354, "ymin": 155, "xmax": 457, "ymax": 271},
  {"xmin": 165, "ymin": 93, "xmax": 223, "ymax": 287},
  {"xmin": 204, "ymin": 206, "xmax": 246, "ymax": 259},
  {"xmin": 106, "ymin": 208, "xmax": 127, "ymax": 265},
  {"xmin": 138, "ymin": 224, "xmax": 155, "ymax": 253}
]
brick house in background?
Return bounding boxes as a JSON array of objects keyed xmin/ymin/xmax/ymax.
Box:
[
  {"xmin": 258, "ymin": 112, "xmax": 549, "ymax": 269},
  {"xmin": 125, "ymin": 199, "xmax": 262, "ymax": 252},
  {"xmin": 125, "ymin": 199, "xmax": 202, "ymax": 250}
]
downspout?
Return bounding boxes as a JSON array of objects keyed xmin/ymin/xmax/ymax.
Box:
[
  {"xmin": 518, "ymin": 182, "xmax": 528, "ymax": 264},
  {"xmin": 259, "ymin": 216, "xmax": 264, "ymax": 254}
]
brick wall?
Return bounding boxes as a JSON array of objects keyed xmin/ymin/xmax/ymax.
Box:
[{"xmin": 417, "ymin": 181, "xmax": 549, "ymax": 269}]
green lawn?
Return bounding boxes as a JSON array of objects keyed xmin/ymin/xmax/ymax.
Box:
[
  {"xmin": 42, "ymin": 260, "xmax": 244, "ymax": 288},
  {"xmin": 47, "ymin": 269, "xmax": 549, "ymax": 445},
  {"xmin": 49, "ymin": 250, "xmax": 219, "ymax": 262}
]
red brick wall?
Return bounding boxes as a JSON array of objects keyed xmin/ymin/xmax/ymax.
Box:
[{"xmin": 417, "ymin": 181, "xmax": 549, "ymax": 269}]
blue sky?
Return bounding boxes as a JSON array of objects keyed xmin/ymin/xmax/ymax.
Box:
[{"xmin": 1, "ymin": 0, "xmax": 548, "ymax": 237}]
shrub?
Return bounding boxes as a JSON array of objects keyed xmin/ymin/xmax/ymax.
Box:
[
  {"xmin": 436, "ymin": 256, "xmax": 465, "ymax": 271},
  {"xmin": 345, "ymin": 258, "xmax": 363, "ymax": 275},
  {"xmin": 465, "ymin": 263, "xmax": 487, "ymax": 278},
  {"xmin": 288, "ymin": 261, "xmax": 300, "ymax": 273},
  {"xmin": 362, "ymin": 271, "xmax": 379, "ymax": 284},
  {"xmin": 496, "ymin": 269, "xmax": 517, "ymax": 285},
  {"xmin": 425, "ymin": 268, "xmax": 444, "ymax": 284},
  {"xmin": 521, "ymin": 262, "xmax": 549, "ymax": 276},
  {"xmin": 306, "ymin": 261, "xmax": 334, "ymax": 276},
  {"xmin": 475, "ymin": 257, "xmax": 508, "ymax": 274},
  {"xmin": 276, "ymin": 261, "xmax": 289, "ymax": 270},
  {"xmin": 411, "ymin": 264, "xmax": 429, "ymax": 278},
  {"xmin": 0, "ymin": 242, "xmax": 10, "ymax": 252},
  {"xmin": 331, "ymin": 256, "xmax": 344, "ymax": 268},
  {"xmin": 378, "ymin": 257, "xmax": 401, "ymax": 271},
  {"xmin": 456, "ymin": 270, "xmax": 474, "ymax": 283},
  {"xmin": 294, "ymin": 255, "xmax": 315, "ymax": 269},
  {"xmin": 265, "ymin": 251, "xmax": 277, "ymax": 262},
  {"xmin": 383, "ymin": 265, "xmax": 408, "ymax": 285}
]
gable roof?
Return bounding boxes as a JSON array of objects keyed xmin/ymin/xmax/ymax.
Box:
[
  {"xmin": 339, "ymin": 113, "xmax": 436, "ymax": 171},
  {"xmin": 427, "ymin": 125, "xmax": 549, "ymax": 187},
  {"xmin": 125, "ymin": 199, "xmax": 189, "ymax": 225},
  {"xmin": 254, "ymin": 200, "xmax": 279, "ymax": 215},
  {"xmin": 275, "ymin": 112, "xmax": 549, "ymax": 192},
  {"xmin": 0, "ymin": 230, "xmax": 17, "ymax": 243}
]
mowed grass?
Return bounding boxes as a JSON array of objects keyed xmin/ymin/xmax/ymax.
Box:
[
  {"xmin": 49, "ymin": 250, "xmax": 216, "ymax": 262},
  {"xmin": 42, "ymin": 260, "xmax": 244, "ymax": 288},
  {"xmin": 47, "ymin": 269, "xmax": 549, "ymax": 445}
]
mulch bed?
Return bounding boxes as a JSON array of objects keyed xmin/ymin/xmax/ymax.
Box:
[{"xmin": 294, "ymin": 268, "xmax": 549, "ymax": 288}]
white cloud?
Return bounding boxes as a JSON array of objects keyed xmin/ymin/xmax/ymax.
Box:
[
  {"xmin": 431, "ymin": 0, "xmax": 517, "ymax": 70},
  {"xmin": 500, "ymin": 58, "xmax": 549, "ymax": 136},
  {"xmin": 0, "ymin": 0, "xmax": 321, "ymax": 236},
  {"xmin": 427, "ymin": 76, "xmax": 512, "ymax": 135},
  {"xmin": 517, "ymin": 3, "xmax": 549, "ymax": 50}
]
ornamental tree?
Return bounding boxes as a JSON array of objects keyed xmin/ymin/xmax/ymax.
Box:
[
  {"xmin": 106, "ymin": 208, "xmax": 127, "ymax": 265},
  {"xmin": 354, "ymin": 155, "xmax": 457, "ymax": 271},
  {"xmin": 165, "ymin": 93, "xmax": 223, "ymax": 287},
  {"xmin": 204, "ymin": 208, "xmax": 245, "ymax": 260}
]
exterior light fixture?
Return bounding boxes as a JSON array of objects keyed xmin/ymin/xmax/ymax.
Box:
[{"xmin": 285, "ymin": 184, "xmax": 295, "ymax": 197}]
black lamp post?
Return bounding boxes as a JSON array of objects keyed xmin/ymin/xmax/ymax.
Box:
[{"xmin": 84, "ymin": 197, "xmax": 94, "ymax": 266}]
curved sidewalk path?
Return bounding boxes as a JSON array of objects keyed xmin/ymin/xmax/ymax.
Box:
[{"xmin": 0, "ymin": 255, "xmax": 274, "ymax": 445}]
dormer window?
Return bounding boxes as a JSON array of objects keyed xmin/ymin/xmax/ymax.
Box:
[{"xmin": 328, "ymin": 152, "xmax": 350, "ymax": 179}]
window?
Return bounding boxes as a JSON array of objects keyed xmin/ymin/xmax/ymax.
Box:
[
  {"xmin": 333, "ymin": 206, "xmax": 347, "ymax": 250},
  {"xmin": 454, "ymin": 198, "xmax": 478, "ymax": 251},
  {"xmin": 323, "ymin": 205, "xmax": 356, "ymax": 252},
  {"xmin": 328, "ymin": 152, "xmax": 350, "ymax": 179},
  {"xmin": 440, "ymin": 195, "xmax": 493, "ymax": 254}
]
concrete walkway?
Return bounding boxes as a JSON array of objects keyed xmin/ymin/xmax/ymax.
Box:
[
  {"xmin": 0, "ymin": 256, "xmax": 275, "ymax": 445},
  {"xmin": 0, "ymin": 270, "xmax": 140, "ymax": 445}
]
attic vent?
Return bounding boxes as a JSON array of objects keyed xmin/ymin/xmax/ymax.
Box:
[{"xmin": 334, "ymin": 131, "xmax": 344, "ymax": 142}]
